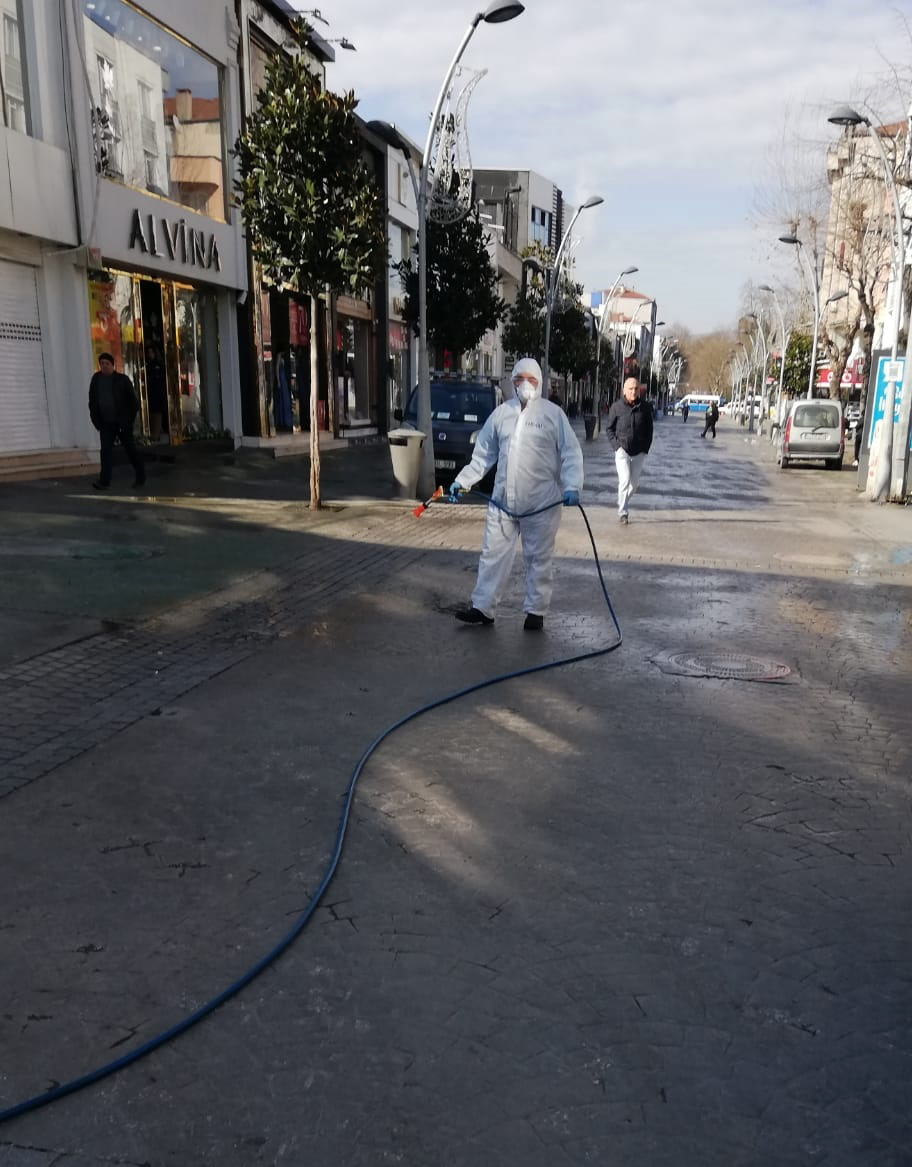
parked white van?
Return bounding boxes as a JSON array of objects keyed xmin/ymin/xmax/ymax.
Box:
[{"xmin": 777, "ymin": 399, "xmax": 844, "ymax": 471}]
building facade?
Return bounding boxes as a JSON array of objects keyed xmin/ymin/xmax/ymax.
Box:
[
  {"xmin": 1, "ymin": 0, "xmax": 85, "ymax": 470},
  {"xmin": 822, "ymin": 119, "xmax": 909, "ymax": 369},
  {"xmin": 75, "ymin": 0, "xmax": 247, "ymax": 450},
  {"xmin": 473, "ymin": 168, "xmax": 566, "ymax": 382},
  {"xmin": 0, "ymin": 0, "xmax": 249, "ymax": 476},
  {"xmin": 591, "ymin": 287, "xmax": 658, "ymax": 399},
  {"xmin": 378, "ymin": 130, "xmax": 419, "ymax": 422}
]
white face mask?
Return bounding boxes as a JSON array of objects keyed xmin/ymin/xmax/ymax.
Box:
[{"xmin": 515, "ymin": 380, "xmax": 539, "ymax": 403}]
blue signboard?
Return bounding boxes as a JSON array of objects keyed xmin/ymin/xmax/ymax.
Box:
[{"xmin": 868, "ymin": 356, "xmax": 912, "ymax": 450}]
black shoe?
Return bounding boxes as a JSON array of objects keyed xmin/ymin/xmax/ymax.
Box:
[
  {"xmin": 619, "ymin": 513, "xmax": 629, "ymax": 525},
  {"xmin": 523, "ymin": 613, "xmax": 544, "ymax": 631},
  {"xmin": 91, "ymin": 480, "xmax": 108, "ymax": 490},
  {"xmin": 455, "ymin": 607, "xmax": 494, "ymax": 626}
]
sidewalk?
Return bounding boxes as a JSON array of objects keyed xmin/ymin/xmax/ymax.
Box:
[{"xmin": 1, "ymin": 416, "xmax": 910, "ymax": 1167}]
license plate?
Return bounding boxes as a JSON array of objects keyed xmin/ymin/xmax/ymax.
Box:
[{"xmin": 435, "ymin": 459, "xmax": 456, "ymax": 469}]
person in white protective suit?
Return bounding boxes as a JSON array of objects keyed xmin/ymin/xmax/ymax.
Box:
[{"xmin": 449, "ymin": 357, "xmax": 583, "ymax": 631}]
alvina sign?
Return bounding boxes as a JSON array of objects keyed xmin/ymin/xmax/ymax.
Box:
[{"xmin": 128, "ymin": 209, "xmax": 222, "ymax": 272}]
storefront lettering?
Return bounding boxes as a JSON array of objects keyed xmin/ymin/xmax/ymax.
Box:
[{"xmin": 128, "ymin": 209, "xmax": 222, "ymax": 272}]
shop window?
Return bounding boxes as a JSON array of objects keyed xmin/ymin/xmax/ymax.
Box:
[
  {"xmin": 1, "ymin": 4, "xmax": 30, "ymax": 135},
  {"xmin": 176, "ymin": 287, "xmax": 223, "ymax": 437},
  {"xmin": 83, "ymin": 0, "xmax": 228, "ymax": 221},
  {"xmin": 338, "ymin": 315, "xmax": 372, "ymax": 423}
]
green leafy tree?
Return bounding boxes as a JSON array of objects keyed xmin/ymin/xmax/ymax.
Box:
[
  {"xmin": 551, "ymin": 297, "xmax": 595, "ymax": 383},
  {"xmin": 502, "ymin": 278, "xmax": 546, "ymax": 360},
  {"xmin": 234, "ymin": 26, "xmax": 386, "ymax": 508},
  {"xmin": 783, "ymin": 332, "xmax": 812, "ymax": 397},
  {"xmin": 397, "ymin": 207, "xmax": 505, "ymax": 366}
]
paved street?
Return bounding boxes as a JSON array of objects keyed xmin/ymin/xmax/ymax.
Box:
[{"xmin": 1, "ymin": 416, "xmax": 910, "ymax": 1166}]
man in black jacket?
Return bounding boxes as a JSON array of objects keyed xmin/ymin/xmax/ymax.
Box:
[
  {"xmin": 88, "ymin": 352, "xmax": 146, "ymax": 490},
  {"xmin": 700, "ymin": 399, "xmax": 720, "ymax": 439},
  {"xmin": 605, "ymin": 377, "xmax": 653, "ymax": 524}
]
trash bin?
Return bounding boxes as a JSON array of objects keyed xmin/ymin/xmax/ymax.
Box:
[
  {"xmin": 584, "ymin": 415, "xmax": 598, "ymax": 440},
  {"xmin": 387, "ymin": 427, "xmax": 426, "ymax": 498}
]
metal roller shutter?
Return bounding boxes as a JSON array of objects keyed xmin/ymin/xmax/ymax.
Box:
[{"xmin": 0, "ymin": 259, "xmax": 51, "ymax": 452}]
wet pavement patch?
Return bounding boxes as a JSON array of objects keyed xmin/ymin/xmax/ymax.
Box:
[{"xmin": 653, "ymin": 651, "xmax": 794, "ymax": 682}]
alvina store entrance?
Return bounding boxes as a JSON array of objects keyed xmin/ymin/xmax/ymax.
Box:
[{"xmin": 87, "ymin": 270, "xmax": 223, "ymax": 444}]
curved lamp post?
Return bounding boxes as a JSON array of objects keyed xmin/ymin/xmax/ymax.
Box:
[
  {"xmin": 758, "ymin": 283, "xmax": 790, "ymax": 439},
  {"xmin": 737, "ymin": 342, "xmax": 751, "ymax": 417},
  {"xmin": 618, "ymin": 300, "xmax": 655, "ymax": 397},
  {"xmin": 542, "ymin": 195, "xmax": 604, "ymax": 387},
  {"xmin": 829, "ymin": 104, "xmax": 909, "ymax": 500},
  {"xmin": 594, "ymin": 265, "xmax": 637, "ymax": 406},
  {"xmin": 778, "ymin": 234, "xmax": 821, "ymax": 400},
  {"xmin": 779, "ymin": 235, "xmax": 849, "ymax": 402},
  {"xmin": 746, "ymin": 311, "xmax": 769, "ymax": 434},
  {"xmin": 369, "ymin": 1, "xmax": 525, "ymax": 498}
]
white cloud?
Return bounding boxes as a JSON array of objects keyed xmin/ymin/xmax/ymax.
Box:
[{"xmin": 319, "ymin": 0, "xmax": 910, "ymax": 332}]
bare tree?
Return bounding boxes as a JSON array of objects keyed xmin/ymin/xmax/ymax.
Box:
[{"xmin": 753, "ymin": 106, "xmax": 874, "ymax": 400}]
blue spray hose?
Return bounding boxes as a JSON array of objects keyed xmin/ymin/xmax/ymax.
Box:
[{"xmin": 0, "ymin": 495, "xmax": 620, "ymax": 1125}]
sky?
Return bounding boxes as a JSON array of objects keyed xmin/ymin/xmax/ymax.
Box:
[{"xmin": 314, "ymin": 1, "xmax": 909, "ymax": 336}]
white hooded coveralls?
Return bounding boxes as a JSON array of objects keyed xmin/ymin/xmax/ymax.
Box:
[{"xmin": 453, "ymin": 360, "xmax": 583, "ymax": 618}]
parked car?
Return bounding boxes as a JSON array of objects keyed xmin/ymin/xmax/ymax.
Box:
[
  {"xmin": 398, "ymin": 376, "xmax": 501, "ymax": 487},
  {"xmin": 777, "ymin": 398, "xmax": 844, "ymax": 470}
]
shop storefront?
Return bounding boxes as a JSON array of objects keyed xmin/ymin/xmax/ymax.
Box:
[
  {"xmin": 260, "ymin": 289, "xmax": 322, "ymax": 434},
  {"xmin": 71, "ymin": 0, "xmax": 246, "ymax": 446},
  {"xmin": 87, "ymin": 269, "xmax": 223, "ymax": 443},
  {"xmin": 388, "ymin": 321, "xmax": 411, "ymax": 420},
  {"xmin": 335, "ymin": 293, "xmax": 376, "ymax": 432}
]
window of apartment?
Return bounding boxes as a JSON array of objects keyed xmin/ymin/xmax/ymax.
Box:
[
  {"xmin": 530, "ymin": 205, "xmax": 551, "ymax": 247},
  {"xmin": 82, "ymin": 0, "xmax": 228, "ymax": 221},
  {"xmin": 1, "ymin": 3, "xmax": 30, "ymax": 135}
]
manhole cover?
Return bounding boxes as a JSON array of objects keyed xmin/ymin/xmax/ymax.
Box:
[{"xmin": 655, "ymin": 652, "xmax": 793, "ymax": 682}]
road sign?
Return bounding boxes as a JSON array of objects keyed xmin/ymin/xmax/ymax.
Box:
[{"xmin": 868, "ymin": 356, "xmax": 912, "ymax": 453}]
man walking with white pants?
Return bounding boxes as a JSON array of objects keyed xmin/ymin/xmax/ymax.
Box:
[{"xmin": 605, "ymin": 376, "xmax": 653, "ymax": 524}]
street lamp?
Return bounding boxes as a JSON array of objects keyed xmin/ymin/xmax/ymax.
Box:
[
  {"xmin": 758, "ymin": 283, "xmax": 790, "ymax": 440},
  {"xmin": 542, "ymin": 195, "xmax": 604, "ymax": 387},
  {"xmin": 746, "ymin": 311, "xmax": 770, "ymax": 434},
  {"xmin": 778, "ymin": 237, "xmax": 849, "ymax": 401},
  {"xmin": 619, "ymin": 299, "xmax": 655, "ymax": 379},
  {"xmin": 594, "ymin": 265, "xmax": 637, "ymax": 406},
  {"xmin": 829, "ymin": 103, "xmax": 909, "ymax": 500},
  {"xmin": 778, "ymin": 233, "xmax": 821, "ymax": 400},
  {"xmin": 369, "ymin": 1, "xmax": 525, "ymax": 497}
]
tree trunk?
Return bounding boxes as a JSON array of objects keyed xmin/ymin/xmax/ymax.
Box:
[
  {"xmin": 828, "ymin": 349, "xmax": 850, "ymax": 402},
  {"xmin": 309, "ymin": 292, "xmax": 321, "ymax": 510}
]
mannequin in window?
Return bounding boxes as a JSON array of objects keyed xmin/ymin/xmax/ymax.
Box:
[
  {"xmin": 146, "ymin": 343, "xmax": 168, "ymax": 440},
  {"xmin": 273, "ymin": 350, "xmax": 294, "ymax": 430}
]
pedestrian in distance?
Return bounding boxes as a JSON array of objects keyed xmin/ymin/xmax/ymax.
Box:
[
  {"xmin": 605, "ymin": 376, "xmax": 653, "ymax": 524},
  {"xmin": 682, "ymin": 401, "xmax": 690, "ymax": 422},
  {"xmin": 449, "ymin": 357, "xmax": 583, "ymax": 632},
  {"xmin": 700, "ymin": 399, "xmax": 720, "ymax": 440},
  {"xmin": 88, "ymin": 352, "xmax": 146, "ymax": 490}
]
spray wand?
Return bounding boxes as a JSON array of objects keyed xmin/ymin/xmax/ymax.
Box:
[{"xmin": 412, "ymin": 486, "xmax": 445, "ymax": 518}]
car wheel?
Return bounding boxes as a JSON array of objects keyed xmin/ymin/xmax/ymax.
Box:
[{"xmin": 779, "ymin": 455, "xmax": 789, "ymax": 470}]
